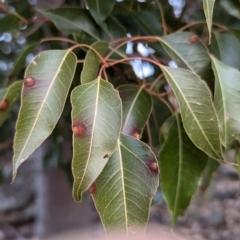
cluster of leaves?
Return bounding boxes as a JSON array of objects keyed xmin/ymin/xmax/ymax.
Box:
[{"xmin": 1, "ymin": 0, "xmax": 240, "ymax": 236}]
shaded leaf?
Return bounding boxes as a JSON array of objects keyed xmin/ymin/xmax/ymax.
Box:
[
  {"xmin": 71, "ymin": 78, "xmax": 122, "ymax": 202},
  {"xmin": 148, "ymin": 96, "xmax": 172, "ymax": 148},
  {"xmin": 9, "ymin": 42, "xmax": 39, "ymax": 81},
  {"xmin": 199, "ymin": 157, "xmax": 219, "ymax": 193},
  {"xmin": 86, "ymin": 0, "xmax": 116, "ymax": 23},
  {"xmin": 0, "ymin": 14, "xmax": 22, "ymax": 33},
  {"xmin": 210, "ymin": 32, "xmax": 240, "ymax": 69},
  {"xmin": 131, "ymin": 10, "xmax": 162, "ymax": 36},
  {"xmin": 211, "ymin": 56, "xmax": 240, "ymax": 144},
  {"xmin": 160, "ymin": 115, "xmax": 208, "ymax": 224},
  {"xmin": 161, "ymin": 66, "xmax": 222, "ymax": 160},
  {"xmin": 92, "ymin": 133, "xmax": 159, "ymax": 233},
  {"xmin": 13, "ymin": 50, "xmax": 77, "ymax": 179},
  {"xmin": 220, "ymin": 0, "xmax": 240, "ymax": 20},
  {"xmin": 118, "ymin": 85, "xmax": 152, "ymax": 138},
  {"xmin": 81, "ymin": 41, "xmax": 108, "ymax": 84},
  {"xmin": 159, "ymin": 32, "xmax": 211, "ymax": 80},
  {"xmin": 40, "ymin": 8, "xmax": 100, "ymax": 39},
  {"xmin": 203, "ymin": 0, "xmax": 215, "ymax": 43},
  {"xmin": 0, "ymin": 81, "xmax": 22, "ymax": 127}
]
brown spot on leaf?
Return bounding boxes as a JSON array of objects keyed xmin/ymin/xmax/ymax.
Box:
[
  {"xmin": 131, "ymin": 128, "xmax": 141, "ymax": 139},
  {"xmin": 24, "ymin": 77, "xmax": 35, "ymax": 87},
  {"xmin": 89, "ymin": 182, "xmax": 96, "ymax": 195},
  {"xmin": 189, "ymin": 35, "xmax": 199, "ymax": 44},
  {"xmin": 148, "ymin": 161, "xmax": 159, "ymax": 173},
  {"xmin": 0, "ymin": 99, "xmax": 9, "ymax": 111},
  {"xmin": 72, "ymin": 120, "xmax": 87, "ymax": 137},
  {"xmin": 103, "ymin": 153, "xmax": 109, "ymax": 159}
]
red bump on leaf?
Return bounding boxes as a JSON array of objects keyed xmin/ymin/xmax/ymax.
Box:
[
  {"xmin": 24, "ymin": 77, "xmax": 35, "ymax": 87},
  {"xmin": 0, "ymin": 99, "xmax": 9, "ymax": 111},
  {"xmin": 131, "ymin": 128, "xmax": 141, "ymax": 139},
  {"xmin": 72, "ymin": 120, "xmax": 87, "ymax": 137},
  {"xmin": 89, "ymin": 182, "xmax": 96, "ymax": 195},
  {"xmin": 148, "ymin": 161, "xmax": 158, "ymax": 173},
  {"xmin": 189, "ymin": 35, "xmax": 199, "ymax": 44}
]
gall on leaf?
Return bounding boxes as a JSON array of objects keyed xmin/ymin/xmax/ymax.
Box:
[
  {"xmin": 72, "ymin": 120, "xmax": 87, "ymax": 137},
  {"xmin": 189, "ymin": 35, "xmax": 199, "ymax": 44},
  {"xmin": 24, "ymin": 77, "xmax": 35, "ymax": 87},
  {"xmin": 148, "ymin": 161, "xmax": 159, "ymax": 174},
  {"xmin": 0, "ymin": 99, "xmax": 9, "ymax": 111},
  {"xmin": 89, "ymin": 182, "xmax": 96, "ymax": 195},
  {"xmin": 130, "ymin": 128, "xmax": 141, "ymax": 140}
]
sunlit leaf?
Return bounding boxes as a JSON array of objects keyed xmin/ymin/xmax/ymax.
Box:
[
  {"xmin": 203, "ymin": 0, "xmax": 215, "ymax": 43},
  {"xmin": 161, "ymin": 66, "xmax": 222, "ymax": 160},
  {"xmin": 71, "ymin": 78, "xmax": 122, "ymax": 202},
  {"xmin": 85, "ymin": 0, "xmax": 116, "ymax": 23},
  {"xmin": 13, "ymin": 50, "xmax": 77, "ymax": 179},
  {"xmin": 211, "ymin": 56, "xmax": 240, "ymax": 144},
  {"xmin": 118, "ymin": 85, "xmax": 152, "ymax": 139},
  {"xmin": 40, "ymin": 8, "xmax": 100, "ymax": 39},
  {"xmin": 9, "ymin": 42, "xmax": 39, "ymax": 81},
  {"xmin": 159, "ymin": 32, "xmax": 211, "ymax": 80},
  {"xmin": 199, "ymin": 157, "xmax": 219, "ymax": 193},
  {"xmin": 81, "ymin": 41, "xmax": 108, "ymax": 84},
  {"xmin": 160, "ymin": 115, "xmax": 208, "ymax": 224},
  {"xmin": 0, "ymin": 81, "xmax": 22, "ymax": 127},
  {"xmin": 92, "ymin": 133, "xmax": 159, "ymax": 233}
]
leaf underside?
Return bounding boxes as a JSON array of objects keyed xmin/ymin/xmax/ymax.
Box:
[
  {"xmin": 13, "ymin": 50, "xmax": 77, "ymax": 179},
  {"xmin": 92, "ymin": 133, "xmax": 159, "ymax": 234},
  {"xmin": 71, "ymin": 78, "xmax": 122, "ymax": 202}
]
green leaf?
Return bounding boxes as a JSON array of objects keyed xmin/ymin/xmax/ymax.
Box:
[
  {"xmin": 118, "ymin": 85, "xmax": 152, "ymax": 138},
  {"xmin": 161, "ymin": 66, "xmax": 222, "ymax": 160},
  {"xmin": 210, "ymin": 32, "xmax": 240, "ymax": 69},
  {"xmin": 9, "ymin": 42, "xmax": 39, "ymax": 81},
  {"xmin": 13, "ymin": 50, "xmax": 77, "ymax": 179},
  {"xmin": 85, "ymin": 0, "xmax": 116, "ymax": 23},
  {"xmin": 211, "ymin": 56, "xmax": 240, "ymax": 144},
  {"xmin": 199, "ymin": 157, "xmax": 219, "ymax": 193},
  {"xmin": 203, "ymin": 0, "xmax": 215, "ymax": 43},
  {"xmin": 92, "ymin": 133, "xmax": 159, "ymax": 233},
  {"xmin": 40, "ymin": 8, "xmax": 100, "ymax": 39},
  {"xmin": 220, "ymin": 0, "xmax": 240, "ymax": 20},
  {"xmin": 148, "ymin": 96, "xmax": 172, "ymax": 148},
  {"xmin": 159, "ymin": 32, "xmax": 211, "ymax": 80},
  {"xmin": 131, "ymin": 10, "xmax": 162, "ymax": 36},
  {"xmin": 0, "ymin": 81, "xmax": 22, "ymax": 127},
  {"xmin": 81, "ymin": 41, "xmax": 108, "ymax": 84},
  {"xmin": 71, "ymin": 78, "xmax": 122, "ymax": 202},
  {"xmin": 0, "ymin": 14, "xmax": 21, "ymax": 33},
  {"xmin": 159, "ymin": 115, "xmax": 208, "ymax": 224}
]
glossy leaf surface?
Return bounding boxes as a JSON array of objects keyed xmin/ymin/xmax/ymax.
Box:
[
  {"xmin": 160, "ymin": 116, "xmax": 208, "ymax": 224},
  {"xmin": 0, "ymin": 81, "xmax": 22, "ymax": 127},
  {"xmin": 161, "ymin": 66, "xmax": 222, "ymax": 160},
  {"xmin": 203, "ymin": 0, "xmax": 215, "ymax": 43},
  {"xmin": 86, "ymin": 0, "xmax": 116, "ymax": 23},
  {"xmin": 118, "ymin": 85, "xmax": 152, "ymax": 138},
  {"xmin": 81, "ymin": 41, "xmax": 108, "ymax": 84},
  {"xmin": 71, "ymin": 78, "xmax": 122, "ymax": 202},
  {"xmin": 211, "ymin": 56, "xmax": 240, "ymax": 144},
  {"xmin": 92, "ymin": 134, "xmax": 159, "ymax": 233},
  {"xmin": 13, "ymin": 50, "xmax": 77, "ymax": 179}
]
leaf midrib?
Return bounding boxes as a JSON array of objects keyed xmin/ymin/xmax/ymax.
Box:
[
  {"xmin": 163, "ymin": 67, "xmax": 220, "ymax": 158},
  {"xmin": 76, "ymin": 79, "xmax": 100, "ymax": 198},
  {"xmin": 122, "ymin": 86, "xmax": 144, "ymax": 132},
  {"xmin": 14, "ymin": 50, "xmax": 71, "ymax": 166}
]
